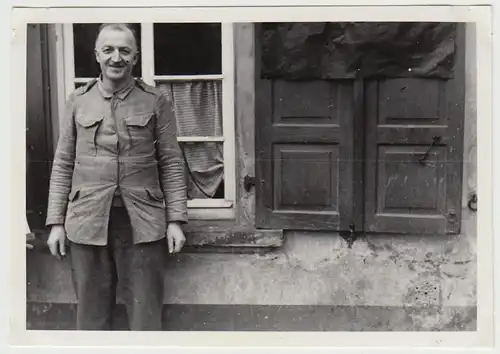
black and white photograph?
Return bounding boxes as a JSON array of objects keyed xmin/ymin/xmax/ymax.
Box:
[{"xmin": 9, "ymin": 2, "xmax": 495, "ymax": 350}]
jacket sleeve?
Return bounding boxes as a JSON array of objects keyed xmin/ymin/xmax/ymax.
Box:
[
  {"xmin": 45, "ymin": 93, "xmax": 77, "ymax": 226},
  {"xmin": 154, "ymin": 94, "xmax": 188, "ymax": 224}
]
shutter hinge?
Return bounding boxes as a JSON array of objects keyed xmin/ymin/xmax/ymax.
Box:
[{"xmin": 244, "ymin": 175, "xmax": 257, "ymax": 192}]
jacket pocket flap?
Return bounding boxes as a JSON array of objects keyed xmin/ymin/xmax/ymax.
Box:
[
  {"xmin": 68, "ymin": 189, "xmax": 80, "ymax": 202},
  {"xmin": 146, "ymin": 188, "xmax": 164, "ymax": 201},
  {"xmin": 125, "ymin": 113, "xmax": 154, "ymax": 127},
  {"xmin": 76, "ymin": 115, "xmax": 104, "ymax": 128}
]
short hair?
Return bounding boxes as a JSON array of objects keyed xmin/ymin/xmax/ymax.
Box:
[{"xmin": 94, "ymin": 23, "xmax": 139, "ymax": 51}]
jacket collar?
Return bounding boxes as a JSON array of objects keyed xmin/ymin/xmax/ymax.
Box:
[{"xmin": 97, "ymin": 75, "xmax": 136, "ymax": 100}]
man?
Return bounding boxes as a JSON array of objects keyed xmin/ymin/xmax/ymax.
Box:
[{"xmin": 45, "ymin": 23, "xmax": 188, "ymax": 331}]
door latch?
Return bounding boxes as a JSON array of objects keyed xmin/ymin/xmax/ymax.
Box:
[
  {"xmin": 419, "ymin": 136, "xmax": 442, "ymax": 165},
  {"xmin": 447, "ymin": 209, "xmax": 458, "ymax": 223},
  {"xmin": 467, "ymin": 193, "xmax": 477, "ymax": 212}
]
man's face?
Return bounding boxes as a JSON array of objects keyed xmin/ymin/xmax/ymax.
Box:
[{"xmin": 94, "ymin": 27, "xmax": 138, "ymax": 82}]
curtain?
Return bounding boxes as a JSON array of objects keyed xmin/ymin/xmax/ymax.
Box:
[{"xmin": 157, "ymin": 81, "xmax": 224, "ymax": 199}]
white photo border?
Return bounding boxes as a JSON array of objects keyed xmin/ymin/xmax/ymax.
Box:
[{"xmin": 6, "ymin": 2, "xmax": 496, "ymax": 353}]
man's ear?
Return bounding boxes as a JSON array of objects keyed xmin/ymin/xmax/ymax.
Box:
[
  {"xmin": 94, "ymin": 49, "xmax": 100, "ymax": 63},
  {"xmin": 130, "ymin": 50, "xmax": 139, "ymax": 66}
]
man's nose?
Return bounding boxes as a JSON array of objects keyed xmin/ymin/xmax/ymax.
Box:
[{"xmin": 110, "ymin": 50, "xmax": 121, "ymax": 62}]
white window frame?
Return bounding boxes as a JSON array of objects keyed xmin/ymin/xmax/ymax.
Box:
[{"xmin": 56, "ymin": 23, "xmax": 236, "ymax": 219}]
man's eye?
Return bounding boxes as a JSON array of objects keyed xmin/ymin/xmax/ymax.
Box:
[
  {"xmin": 120, "ymin": 49, "xmax": 131, "ymax": 55},
  {"xmin": 102, "ymin": 48, "xmax": 112, "ymax": 54}
]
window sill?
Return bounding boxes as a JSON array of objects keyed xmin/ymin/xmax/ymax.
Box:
[
  {"xmin": 188, "ymin": 207, "xmax": 235, "ymax": 220},
  {"xmin": 187, "ymin": 199, "xmax": 233, "ymax": 208}
]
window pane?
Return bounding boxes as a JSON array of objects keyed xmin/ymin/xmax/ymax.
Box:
[
  {"xmin": 156, "ymin": 80, "xmax": 223, "ymax": 137},
  {"xmin": 153, "ymin": 23, "xmax": 222, "ymax": 75},
  {"xmin": 73, "ymin": 23, "xmax": 142, "ymax": 78},
  {"xmin": 180, "ymin": 142, "xmax": 224, "ymax": 199}
]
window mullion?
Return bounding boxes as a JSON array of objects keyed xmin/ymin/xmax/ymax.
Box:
[
  {"xmin": 221, "ymin": 23, "xmax": 236, "ymax": 202},
  {"xmin": 62, "ymin": 24, "xmax": 75, "ymax": 98},
  {"xmin": 178, "ymin": 137, "xmax": 225, "ymax": 143},
  {"xmin": 140, "ymin": 23, "xmax": 155, "ymax": 86},
  {"xmin": 54, "ymin": 24, "xmax": 67, "ymax": 138},
  {"xmin": 154, "ymin": 74, "xmax": 224, "ymax": 81}
]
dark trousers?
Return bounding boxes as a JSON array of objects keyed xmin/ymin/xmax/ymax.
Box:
[{"xmin": 69, "ymin": 207, "xmax": 166, "ymax": 330}]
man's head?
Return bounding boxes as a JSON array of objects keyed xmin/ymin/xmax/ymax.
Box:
[{"xmin": 94, "ymin": 23, "xmax": 139, "ymax": 83}]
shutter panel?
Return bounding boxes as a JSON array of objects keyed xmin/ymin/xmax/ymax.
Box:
[
  {"xmin": 363, "ymin": 25, "xmax": 466, "ymax": 235},
  {"xmin": 255, "ymin": 75, "xmax": 356, "ymax": 230}
]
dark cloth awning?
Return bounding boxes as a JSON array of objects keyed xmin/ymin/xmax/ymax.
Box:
[{"xmin": 260, "ymin": 22, "xmax": 457, "ymax": 80}]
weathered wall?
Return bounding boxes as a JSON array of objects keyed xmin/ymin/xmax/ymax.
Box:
[
  {"xmin": 26, "ymin": 23, "xmax": 477, "ymax": 331},
  {"xmin": 462, "ymin": 23, "xmax": 477, "ymax": 208},
  {"xmin": 26, "ymin": 207, "xmax": 477, "ymax": 330}
]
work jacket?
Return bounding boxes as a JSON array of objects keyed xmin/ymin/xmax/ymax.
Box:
[{"xmin": 45, "ymin": 77, "xmax": 188, "ymax": 245}]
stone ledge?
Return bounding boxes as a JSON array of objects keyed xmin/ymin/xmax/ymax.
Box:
[
  {"xmin": 25, "ymin": 302, "xmax": 477, "ymax": 331},
  {"xmin": 184, "ymin": 229, "xmax": 284, "ymax": 253}
]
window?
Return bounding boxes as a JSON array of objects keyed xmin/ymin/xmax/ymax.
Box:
[{"xmin": 56, "ymin": 23, "xmax": 236, "ymax": 218}]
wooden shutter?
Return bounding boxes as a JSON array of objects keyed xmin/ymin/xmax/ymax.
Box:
[
  {"xmin": 254, "ymin": 25, "xmax": 358, "ymax": 234},
  {"xmin": 255, "ymin": 79, "xmax": 356, "ymax": 230},
  {"xmin": 26, "ymin": 24, "xmax": 53, "ymax": 229},
  {"xmin": 363, "ymin": 25, "xmax": 466, "ymax": 235}
]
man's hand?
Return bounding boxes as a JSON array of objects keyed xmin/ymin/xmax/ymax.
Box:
[
  {"xmin": 47, "ymin": 225, "xmax": 67, "ymax": 259},
  {"xmin": 166, "ymin": 222, "xmax": 185, "ymax": 253},
  {"xmin": 26, "ymin": 232, "xmax": 35, "ymax": 250}
]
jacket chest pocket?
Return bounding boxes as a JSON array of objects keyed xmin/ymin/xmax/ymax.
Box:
[
  {"xmin": 75, "ymin": 115, "xmax": 104, "ymax": 156},
  {"xmin": 124, "ymin": 113, "xmax": 155, "ymax": 146}
]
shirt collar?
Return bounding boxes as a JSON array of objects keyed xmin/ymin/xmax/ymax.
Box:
[{"xmin": 97, "ymin": 75, "xmax": 136, "ymax": 100}]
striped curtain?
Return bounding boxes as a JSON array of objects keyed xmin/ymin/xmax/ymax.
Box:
[{"xmin": 157, "ymin": 81, "xmax": 224, "ymax": 199}]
